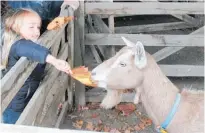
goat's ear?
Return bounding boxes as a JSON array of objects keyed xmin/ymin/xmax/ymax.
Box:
[
  {"xmin": 134, "ymin": 41, "xmax": 147, "ymax": 69},
  {"xmin": 121, "ymin": 36, "xmax": 135, "ymax": 47}
]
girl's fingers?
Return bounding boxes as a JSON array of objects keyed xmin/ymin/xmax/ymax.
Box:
[
  {"xmin": 57, "ymin": 61, "xmax": 72, "ymax": 74},
  {"xmin": 69, "ymin": 69, "xmax": 73, "ymax": 74},
  {"xmin": 60, "ymin": 67, "xmax": 72, "ymax": 74}
]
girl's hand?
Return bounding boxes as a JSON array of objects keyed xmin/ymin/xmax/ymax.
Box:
[
  {"xmin": 53, "ymin": 59, "xmax": 72, "ymax": 74},
  {"xmin": 46, "ymin": 54, "xmax": 72, "ymax": 74}
]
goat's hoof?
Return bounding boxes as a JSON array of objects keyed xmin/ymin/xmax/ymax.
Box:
[
  {"xmin": 134, "ymin": 98, "xmax": 139, "ymax": 104},
  {"xmin": 134, "ymin": 99, "xmax": 139, "ymax": 104},
  {"xmin": 100, "ymin": 103, "xmax": 115, "ymax": 109}
]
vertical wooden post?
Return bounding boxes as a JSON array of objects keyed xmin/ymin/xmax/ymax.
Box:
[
  {"xmin": 108, "ymin": 0, "xmax": 115, "ymax": 56},
  {"xmin": 78, "ymin": 1, "xmax": 85, "ymax": 65},
  {"xmin": 67, "ymin": 8, "xmax": 75, "ymax": 109},
  {"xmin": 74, "ymin": 1, "xmax": 86, "ymax": 106}
]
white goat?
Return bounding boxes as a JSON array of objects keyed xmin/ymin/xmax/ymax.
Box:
[{"xmin": 91, "ymin": 37, "xmax": 204, "ymax": 133}]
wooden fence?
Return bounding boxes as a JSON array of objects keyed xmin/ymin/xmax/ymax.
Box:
[
  {"xmin": 84, "ymin": 0, "xmax": 204, "ymax": 77},
  {"xmin": 1, "ymin": 6, "xmax": 77, "ymax": 128},
  {"xmin": 83, "ymin": 0, "xmax": 204, "ymax": 103}
]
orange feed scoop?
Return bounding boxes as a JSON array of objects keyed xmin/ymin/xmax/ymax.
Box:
[
  {"xmin": 47, "ymin": 16, "xmax": 74, "ymax": 30},
  {"xmin": 70, "ymin": 66, "xmax": 97, "ymax": 87}
]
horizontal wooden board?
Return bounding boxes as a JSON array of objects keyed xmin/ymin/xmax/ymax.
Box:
[
  {"xmin": 34, "ymin": 73, "xmax": 69, "ymax": 127},
  {"xmin": 89, "ymin": 65, "xmax": 204, "ymax": 77},
  {"xmin": 85, "ymin": 33, "xmax": 204, "ymax": 46},
  {"xmin": 1, "ymin": 58, "xmax": 29, "ymax": 96},
  {"xmin": 115, "ymin": 22, "xmax": 197, "ymax": 33},
  {"xmin": 159, "ymin": 65, "xmax": 204, "ymax": 77},
  {"xmin": 85, "ymin": 2, "xmax": 204, "ymax": 15},
  {"xmin": 152, "ymin": 26, "xmax": 204, "ymax": 62}
]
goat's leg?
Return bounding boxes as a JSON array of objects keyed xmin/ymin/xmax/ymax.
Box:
[
  {"xmin": 100, "ymin": 89, "xmax": 122, "ymax": 109},
  {"xmin": 134, "ymin": 86, "xmax": 142, "ymax": 104}
]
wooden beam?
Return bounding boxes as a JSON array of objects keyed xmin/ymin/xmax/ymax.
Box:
[
  {"xmin": 74, "ymin": 3, "xmax": 86, "ymax": 106},
  {"xmin": 85, "ymin": 33, "xmax": 204, "ymax": 46},
  {"xmin": 16, "ymin": 42, "xmax": 69, "ymax": 125},
  {"xmin": 85, "ymin": 3, "xmax": 204, "ymax": 15},
  {"xmin": 67, "ymin": 8, "xmax": 74, "ymax": 109},
  {"xmin": 138, "ymin": 0, "xmax": 202, "ymax": 26},
  {"xmin": 51, "ymin": 37, "xmax": 62, "ymax": 58},
  {"xmin": 88, "ymin": 14, "xmax": 114, "ymax": 60},
  {"xmin": 153, "ymin": 47, "xmax": 185, "ymax": 62},
  {"xmin": 160, "ymin": 65, "xmax": 204, "ymax": 77},
  {"xmin": 153, "ymin": 26, "xmax": 204, "ymax": 62},
  {"xmin": 87, "ymin": 15, "xmax": 106, "ymax": 58},
  {"xmin": 172, "ymin": 14, "xmax": 203, "ymax": 26},
  {"xmin": 109, "ymin": 16, "xmax": 116, "ymax": 55},
  {"xmin": 86, "ymin": 16, "xmax": 103, "ymax": 63},
  {"xmin": 99, "ymin": 14, "xmax": 136, "ymax": 19},
  {"xmin": 91, "ymin": 15, "xmax": 111, "ymax": 33},
  {"xmin": 90, "ymin": 45, "xmax": 102, "ymax": 63},
  {"xmin": 115, "ymin": 22, "xmax": 197, "ymax": 33},
  {"xmin": 1, "ymin": 62, "xmax": 38, "ymax": 113},
  {"xmin": 90, "ymin": 64, "xmax": 204, "ymax": 77},
  {"xmin": 46, "ymin": 36, "xmax": 63, "ymax": 71},
  {"xmin": 77, "ymin": 1, "xmax": 85, "ymax": 64},
  {"xmin": 1, "ymin": 58, "xmax": 29, "ymax": 97},
  {"xmin": 55, "ymin": 101, "xmax": 69, "ymax": 128},
  {"xmin": 34, "ymin": 73, "xmax": 69, "ymax": 127},
  {"xmin": 108, "ymin": 0, "xmax": 116, "ymax": 56}
]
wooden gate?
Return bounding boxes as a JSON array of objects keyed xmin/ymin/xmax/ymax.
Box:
[{"xmin": 83, "ymin": 0, "xmax": 204, "ymax": 103}]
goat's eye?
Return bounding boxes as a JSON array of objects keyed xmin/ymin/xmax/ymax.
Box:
[{"xmin": 119, "ymin": 62, "xmax": 126, "ymax": 67}]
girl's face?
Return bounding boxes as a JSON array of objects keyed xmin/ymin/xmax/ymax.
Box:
[{"xmin": 19, "ymin": 13, "xmax": 41, "ymax": 42}]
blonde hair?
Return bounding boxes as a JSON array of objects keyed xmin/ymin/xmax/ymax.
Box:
[{"xmin": 1, "ymin": 8, "xmax": 41, "ymax": 70}]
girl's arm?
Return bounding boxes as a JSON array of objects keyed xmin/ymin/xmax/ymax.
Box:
[
  {"xmin": 46, "ymin": 54, "xmax": 72, "ymax": 74},
  {"xmin": 14, "ymin": 39, "xmax": 72, "ymax": 74}
]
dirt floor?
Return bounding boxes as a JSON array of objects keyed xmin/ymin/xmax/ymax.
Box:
[{"xmin": 61, "ymin": 102, "xmax": 156, "ymax": 133}]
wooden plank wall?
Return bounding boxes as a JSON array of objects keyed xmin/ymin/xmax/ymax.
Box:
[
  {"xmin": 84, "ymin": 0, "xmax": 204, "ymax": 77},
  {"xmin": 83, "ymin": 0, "xmax": 204, "ymax": 103}
]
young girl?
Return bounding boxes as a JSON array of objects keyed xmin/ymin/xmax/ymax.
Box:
[{"xmin": 1, "ymin": 8, "xmax": 72, "ymax": 124}]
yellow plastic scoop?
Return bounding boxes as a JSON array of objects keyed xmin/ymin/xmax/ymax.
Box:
[{"xmin": 70, "ymin": 66, "xmax": 97, "ymax": 87}]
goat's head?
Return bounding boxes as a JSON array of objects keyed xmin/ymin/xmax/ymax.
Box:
[{"xmin": 91, "ymin": 37, "xmax": 148, "ymax": 89}]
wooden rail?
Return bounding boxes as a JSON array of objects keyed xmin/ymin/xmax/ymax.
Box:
[
  {"xmin": 85, "ymin": 2, "xmax": 204, "ymax": 15},
  {"xmin": 85, "ymin": 33, "xmax": 204, "ymax": 46}
]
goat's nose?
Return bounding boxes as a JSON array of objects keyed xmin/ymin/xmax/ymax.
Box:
[{"xmin": 91, "ymin": 71, "xmax": 96, "ymax": 76}]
